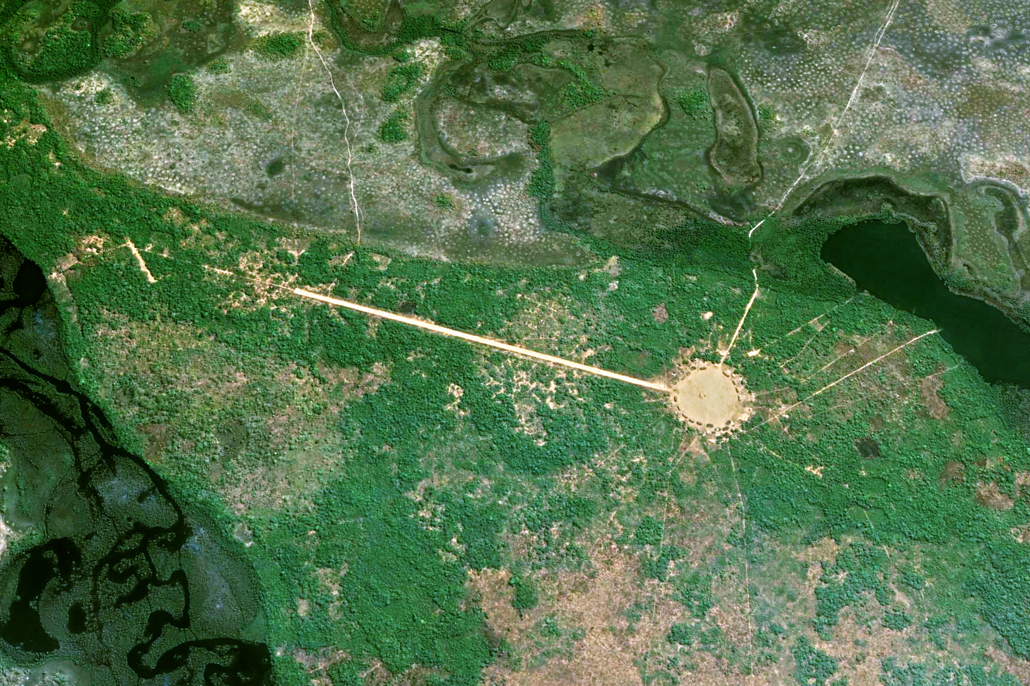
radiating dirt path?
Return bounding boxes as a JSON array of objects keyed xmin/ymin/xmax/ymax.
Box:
[{"xmin": 294, "ymin": 288, "xmax": 671, "ymax": 393}]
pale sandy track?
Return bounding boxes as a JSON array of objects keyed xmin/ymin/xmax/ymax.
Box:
[{"xmin": 294, "ymin": 288, "xmax": 671, "ymax": 393}]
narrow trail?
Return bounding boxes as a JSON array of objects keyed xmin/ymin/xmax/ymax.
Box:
[
  {"xmin": 306, "ymin": 0, "xmax": 363, "ymax": 244},
  {"xmin": 720, "ymin": 267, "xmax": 760, "ymax": 365},
  {"xmin": 741, "ymin": 327, "xmax": 941, "ymax": 435},
  {"xmin": 294, "ymin": 289, "xmax": 672, "ymax": 392}
]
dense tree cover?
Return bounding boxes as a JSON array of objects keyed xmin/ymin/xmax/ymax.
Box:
[
  {"xmin": 527, "ymin": 122, "xmax": 554, "ymax": 200},
  {"xmin": 996, "ymin": 384, "xmax": 1030, "ymax": 442},
  {"xmin": 676, "ymin": 87, "xmax": 712, "ymax": 121},
  {"xmin": 813, "ymin": 543, "xmax": 891, "ymax": 638},
  {"xmin": 792, "ymin": 636, "xmax": 839, "ymax": 686},
  {"xmin": 0, "ymin": 0, "xmax": 122, "ymax": 81},
  {"xmin": 206, "ymin": 56, "xmax": 231, "ymax": 74},
  {"xmin": 509, "ymin": 574, "xmax": 539, "ymax": 612},
  {"xmin": 102, "ymin": 9, "xmax": 156, "ymax": 59},
  {"xmin": 253, "ymin": 31, "xmax": 303, "ymax": 59},
  {"xmin": 377, "ymin": 107, "xmax": 409, "ymax": 142},
  {"xmin": 380, "ymin": 62, "xmax": 422, "ymax": 102},
  {"xmin": 0, "ymin": 67, "xmax": 684, "ymax": 678},
  {"xmin": 634, "ymin": 515, "xmax": 664, "ymax": 546},
  {"xmin": 166, "ymin": 73, "xmax": 196, "ymax": 113}
]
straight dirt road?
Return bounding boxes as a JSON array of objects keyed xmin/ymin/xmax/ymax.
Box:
[{"xmin": 294, "ymin": 288, "xmax": 671, "ymax": 393}]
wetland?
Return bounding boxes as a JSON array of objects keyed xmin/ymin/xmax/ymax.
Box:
[{"xmin": 0, "ymin": 238, "xmax": 272, "ymax": 685}]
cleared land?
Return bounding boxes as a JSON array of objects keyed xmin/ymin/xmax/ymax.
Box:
[{"xmin": 671, "ymin": 363, "xmax": 751, "ymax": 432}]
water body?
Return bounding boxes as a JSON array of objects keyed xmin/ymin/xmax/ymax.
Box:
[
  {"xmin": 822, "ymin": 220, "xmax": 1030, "ymax": 387},
  {"xmin": 0, "ymin": 238, "xmax": 272, "ymax": 684}
]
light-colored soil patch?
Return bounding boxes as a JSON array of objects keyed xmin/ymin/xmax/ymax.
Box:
[
  {"xmin": 817, "ymin": 613, "xmax": 916, "ymax": 686},
  {"xmin": 474, "ymin": 545, "xmax": 683, "ymax": 686},
  {"xmin": 2, "ymin": 119, "xmax": 47, "ymax": 147},
  {"xmin": 670, "ymin": 362, "xmax": 752, "ymax": 435},
  {"xmin": 919, "ymin": 373, "xmax": 950, "ymax": 419},
  {"xmin": 975, "ymin": 481, "xmax": 1015, "ymax": 511},
  {"xmin": 987, "ymin": 646, "xmax": 1030, "ymax": 684},
  {"xmin": 0, "ymin": 453, "xmax": 22, "ymax": 562},
  {"xmin": 0, "ymin": 515, "xmax": 18, "ymax": 561}
]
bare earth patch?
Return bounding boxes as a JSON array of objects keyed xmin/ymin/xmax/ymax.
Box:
[
  {"xmin": 670, "ymin": 362, "xmax": 752, "ymax": 436},
  {"xmin": 975, "ymin": 481, "xmax": 1015, "ymax": 511},
  {"xmin": 473, "ymin": 545, "xmax": 683, "ymax": 686},
  {"xmin": 919, "ymin": 373, "xmax": 950, "ymax": 419}
]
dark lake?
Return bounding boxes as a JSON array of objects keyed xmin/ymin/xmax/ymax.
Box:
[{"xmin": 821, "ymin": 220, "xmax": 1030, "ymax": 388}]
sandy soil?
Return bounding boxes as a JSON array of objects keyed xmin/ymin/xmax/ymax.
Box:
[{"xmin": 671, "ymin": 362, "xmax": 752, "ymax": 434}]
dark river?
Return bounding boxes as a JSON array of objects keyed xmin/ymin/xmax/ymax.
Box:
[
  {"xmin": 0, "ymin": 237, "xmax": 272, "ymax": 684},
  {"xmin": 821, "ymin": 220, "xmax": 1030, "ymax": 387}
]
